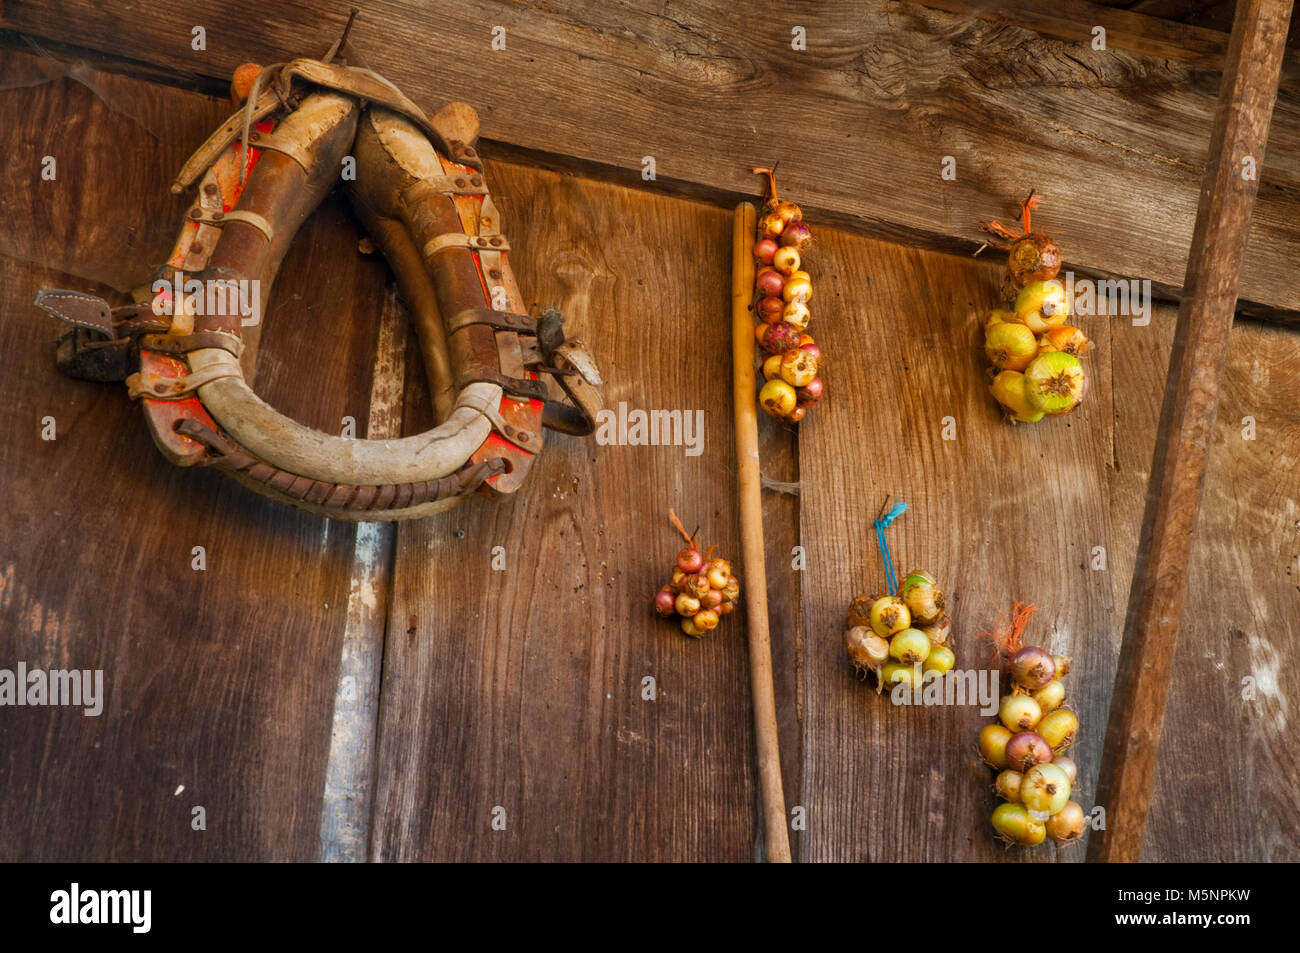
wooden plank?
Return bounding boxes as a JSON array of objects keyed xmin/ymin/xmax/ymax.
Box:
[
  {"xmin": 1089, "ymin": 0, "xmax": 1293, "ymax": 863},
  {"xmin": 795, "ymin": 231, "xmax": 1117, "ymax": 861},
  {"xmin": 909, "ymin": 0, "xmax": 1296, "ymax": 75},
  {"xmin": 6, "ymin": 0, "xmax": 1300, "ymax": 321},
  {"xmin": 0, "ymin": 49, "xmax": 390, "ymax": 860},
  {"xmin": 368, "ymin": 162, "xmax": 759, "ymax": 862},
  {"xmin": 1109, "ymin": 306, "xmax": 1300, "ymax": 862}
]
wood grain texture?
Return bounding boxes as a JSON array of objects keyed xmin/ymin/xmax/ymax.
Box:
[
  {"xmin": 1090, "ymin": 0, "xmax": 1292, "ymax": 862},
  {"xmin": 0, "ymin": 51, "xmax": 390, "ymax": 861},
  {"xmin": 6, "ymin": 0, "xmax": 1300, "ymax": 321},
  {"xmin": 367, "ymin": 163, "xmax": 759, "ymax": 862},
  {"xmin": 1109, "ymin": 307, "xmax": 1300, "ymax": 862}
]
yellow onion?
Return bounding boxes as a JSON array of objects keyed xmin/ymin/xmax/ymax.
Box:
[
  {"xmin": 923, "ymin": 644, "xmax": 955, "ymax": 674},
  {"xmin": 759, "ymin": 378, "xmax": 798, "ymax": 417},
  {"xmin": 880, "ymin": 661, "xmax": 920, "ymax": 691},
  {"xmin": 899, "ymin": 570, "xmax": 944, "ymax": 625},
  {"xmin": 782, "ymin": 276, "xmax": 812, "ymax": 303},
  {"xmin": 1037, "ymin": 708, "xmax": 1079, "ymax": 753},
  {"xmin": 846, "ymin": 626, "xmax": 890, "ymax": 677},
  {"xmin": 845, "ymin": 595, "xmax": 875, "ymax": 630},
  {"xmin": 779, "ymin": 348, "xmax": 818, "ymax": 388},
  {"xmin": 889, "ymin": 628, "xmax": 932, "ymax": 666},
  {"xmin": 992, "ymin": 802, "xmax": 1046, "ymax": 846},
  {"xmin": 693, "ymin": 609, "xmax": 720, "ymax": 631},
  {"xmin": 681, "ymin": 617, "xmax": 704, "ymax": 638},
  {"xmin": 782, "ymin": 300, "xmax": 810, "ymax": 329},
  {"xmin": 920, "ymin": 613, "xmax": 952, "ymax": 646},
  {"xmin": 1046, "ymin": 801, "xmax": 1086, "ymax": 842},
  {"xmin": 1023, "ymin": 351, "xmax": 1085, "ymax": 415},
  {"xmin": 985, "ymin": 321, "xmax": 1038, "ymax": 372},
  {"xmin": 1014, "ymin": 279, "xmax": 1070, "ymax": 333},
  {"xmin": 990, "ymin": 370, "xmax": 1044, "ymax": 424},
  {"xmin": 979, "ymin": 724, "xmax": 1012, "ymax": 770},
  {"xmin": 868, "ymin": 596, "xmax": 910, "ymax": 637},
  {"xmin": 994, "ymin": 769, "xmax": 1023, "ymax": 802},
  {"xmin": 1032, "ymin": 679, "xmax": 1066, "ymax": 713},
  {"xmin": 761, "ymin": 353, "xmax": 782, "ymax": 381},
  {"xmin": 999, "ymin": 693, "xmax": 1042, "ymax": 732},
  {"xmin": 772, "ymin": 246, "xmax": 801, "ymax": 276},
  {"xmin": 1021, "ymin": 763, "xmax": 1071, "ymax": 816}
]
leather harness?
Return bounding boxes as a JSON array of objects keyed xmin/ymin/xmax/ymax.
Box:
[{"xmin": 35, "ymin": 52, "xmax": 602, "ymax": 521}]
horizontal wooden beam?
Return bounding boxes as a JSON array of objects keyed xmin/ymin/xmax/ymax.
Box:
[{"xmin": 5, "ymin": 0, "xmax": 1300, "ymax": 322}]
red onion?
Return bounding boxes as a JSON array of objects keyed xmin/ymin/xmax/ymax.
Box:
[
  {"xmin": 799, "ymin": 341, "xmax": 822, "ymax": 361},
  {"xmin": 761, "ymin": 321, "xmax": 802, "ymax": 355},
  {"xmin": 755, "ymin": 268, "xmax": 784, "ymax": 298},
  {"xmin": 797, "ymin": 377, "xmax": 824, "ymax": 405},
  {"xmin": 1010, "ymin": 646, "xmax": 1056, "ymax": 690},
  {"xmin": 1005, "ymin": 731, "xmax": 1053, "ymax": 772},
  {"xmin": 654, "ymin": 588, "xmax": 677, "ymax": 616},
  {"xmin": 756, "ymin": 296, "xmax": 784, "ymax": 322},
  {"xmin": 753, "ymin": 238, "xmax": 777, "ymax": 264},
  {"xmin": 779, "ymin": 221, "xmax": 812, "ymax": 250},
  {"xmin": 700, "ymin": 589, "xmax": 723, "ymax": 610},
  {"xmin": 676, "ymin": 547, "xmax": 703, "ymax": 574}
]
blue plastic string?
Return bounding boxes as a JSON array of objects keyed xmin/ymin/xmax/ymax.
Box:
[{"xmin": 874, "ymin": 500, "xmax": 909, "ymax": 596}]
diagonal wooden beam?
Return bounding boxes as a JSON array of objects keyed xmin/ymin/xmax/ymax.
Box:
[{"xmin": 1089, "ymin": 0, "xmax": 1294, "ymax": 863}]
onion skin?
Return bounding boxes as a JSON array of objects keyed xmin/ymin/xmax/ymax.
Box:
[
  {"xmin": 920, "ymin": 613, "xmax": 952, "ymax": 646},
  {"xmin": 654, "ymin": 588, "xmax": 677, "ymax": 617},
  {"xmin": 1010, "ymin": 646, "xmax": 1056, "ymax": 690},
  {"xmin": 674, "ymin": 593, "xmax": 700, "ymax": 616},
  {"xmin": 846, "ymin": 626, "xmax": 889, "ymax": 674},
  {"xmin": 1046, "ymin": 801, "xmax": 1086, "ymax": 842},
  {"xmin": 1021, "ymin": 763, "xmax": 1071, "ymax": 816},
  {"xmin": 681, "ymin": 617, "xmax": 704, "ymax": 638},
  {"xmin": 995, "ymin": 770, "xmax": 1024, "ymax": 802},
  {"xmin": 676, "ymin": 548, "xmax": 703, "ymax": 574},
  {"xmin": 1032, "ymin": 679, "xmax": 1066, "ymax": 713},
  {"xmin": 760, "ymin": 321, "xmax": 803, "ymax": 355},
  {"xmin": 991, "ymin": 802, "xmax": 1046, "ymax": 846},
  {"xmin": 1052, "ymin": 654, "xmax": 1072, "ymax": 677},
  {"xmin": 845, "ymin": 595, "xmax": 876, "ymax": 630},
  {"xmin": 889, "ymin": 628, "xmax": 932, "ymax": 666},
  {"xmin": 1005, "ymin": 731, "xmax": 1053, "ymax": 772},
  {"xmin": 999, "ymin": 694, "xmax": 1042, "ymax": 732},
  {"xmin": 900, "ymin": 570, "xmax": 945, "ymax": 625},
  {"xmin": 924, "ymin": 644, "xmax": 955, "ymax": 674},
  {"xmin": 1038, "ymin": 708, "xmax": 1079, "ymax": 753},
  {"xmin": 753, "ymin": 238, "xmax": 778, "ymax": 264},
  {"xmin": 869, "ymin": 596, "xmax": 911, "ymax": 637},
  {"xmin": 756, "ymin": 296, "xmax": 785, "ymax": 323},
  {"xmin": 1052, "ymin": 756, "xmax": 1078, "ymax": 785},
  {"xmin": 979, "ymin": 724, "xmax": 1013, "ymax": 770},
  {"xmin": 779, "ymin": 221, "xmax": 813, "ymax": 251},
  {"xmin": 755, "ymin": 268, "xmax": 785, "ymax": 298},
  {"xmin": 1008, "ymin": 233, "xmax": 1061, "ymax": 287}
]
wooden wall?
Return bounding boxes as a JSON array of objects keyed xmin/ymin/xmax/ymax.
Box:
[{"xmin": 0, "ymin": 24, "xmax": 1295, "ymax": 862}]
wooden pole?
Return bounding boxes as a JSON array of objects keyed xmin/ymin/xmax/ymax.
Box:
[
  {"xmin": 731, "ymin": 201, "xmax": 792, "ymax": 863},
  {"xmin": 1089, "ymin": 0, "xmax": 1294, "ymax": 862}
]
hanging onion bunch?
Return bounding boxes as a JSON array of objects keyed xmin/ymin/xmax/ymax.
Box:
[
  {"xmin": 652, "ymin": 510, "xmax": 740, "ymax": 638},
  {"xmin": 980, "ymin": 194, "xmax": 1090, "ymax": 424},
  {"xmin": 845, "ymin": 569, "xmax": 956, "ymax": 693},
  {"xmin": 751, "ymin": 166, "xmax": 824, "ymax": 424},
  {"xmin": 976, "ymin": 603, "xmax": 1084, "ymax": 846}
]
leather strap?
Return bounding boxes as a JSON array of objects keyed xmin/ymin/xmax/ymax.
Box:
[
  {"xmin": 126, "ymin": 361, "xmax": 243, "ymax": 400},
  {"xmin": 187, "ymin": 207, "xmax": 275, "ymax": 243},
  {"xmin": 422, "ymin": 232, "xmax": 511, "ymax": 258}
]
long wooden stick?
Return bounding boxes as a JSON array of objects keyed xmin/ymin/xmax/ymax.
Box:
[
  {"xmin": 1089, "ymin": 0, "xmax": 1293, "ymax": 862},
  {"xmin": 731, "ymin": 202, "xmax": 792, "ymax": 863}
]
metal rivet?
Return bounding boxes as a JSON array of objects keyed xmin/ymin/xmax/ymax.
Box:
[
  {"xmin": 504, "ymin": 425, "xmax": 515, "ymax": 437},
  {"xmin": 455, "ymin": 177, "xmax": 467, "ymax": 188},
  {"xmin": 471, "ymin": 176, "xmax": 483, "ymax": 186},
  {"xmin": 517, "ymin": 431, "xmax": 529, "ymax": 443},
  {"xmin": 154, "ymin": 383, "xmax": 170, "ymax": 394},
  {"xmin": 213, "ymin": 211, "xmax": 224, "ymax": 220},
  {"xmin": 505, "ymin": 314, "xmax": 515, "ymax": 324},
  {"xmin": 203, "ymin": 183, "xmax": 219, "ymax": 195},
  {"xmin": 490, "ymin": 237, "xmax": 502, "ymax": 247},
  {"xmin": 489, "ymin": 268, "xmax": 502, "ymax": 279},
  {"xmin": 190, "ymin": 243, "xmax": 203, "ymax": 255},
  {"xmin": 188, "ymin": 208, "xmax": 201, "ymax": 220}
]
